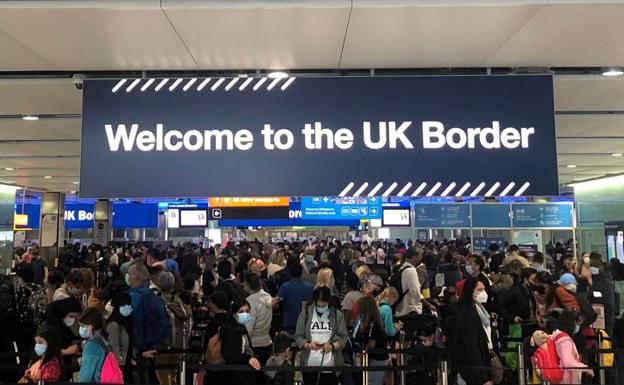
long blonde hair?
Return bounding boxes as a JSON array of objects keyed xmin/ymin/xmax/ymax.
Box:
[
  {"xmin": 315, "ymin": 267, "xmax": 335, "ymax": 289},
  {"xmin": 376, "ymin": 286, "xmax": 399, "ymax": 305}
]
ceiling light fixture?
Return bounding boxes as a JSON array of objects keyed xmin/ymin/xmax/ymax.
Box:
[
  {"xmin": 44, "ymin": 175, "xmax": 52, "ymax": 179},
  {"xmin": 566, "ymin": 165, "xmax": 577, "ymax": 168},
  {"xmin": 70, "ymin": 190, "xmax": 77, "ymax": 194},
  {"xmin": 22, "ymin": 115, "xmax": 39, "ymax": 121},
  {"xmin": 603, "ymin": 68, "xmax": 624, "ymax": 77},
  {"xmin": 73, "ymin": 181, "xmax": 79, "ymax": 185},
  {"xmin": 4, "ymin": 168, "xmax": 14, "ymax": 171},
  {"xmin": 612, "ymin": 153, "xmax": 623, "ymax": 157},
  {"xmin": 268, "ymin": 71, "xmax": 289, "ymax": 79}
]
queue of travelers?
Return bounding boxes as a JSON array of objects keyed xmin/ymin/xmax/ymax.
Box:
[{"xmin": 2, "ymin": 237, "xmax": 623, "ymax": 385}]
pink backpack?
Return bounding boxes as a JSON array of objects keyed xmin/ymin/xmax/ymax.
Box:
[{"xmin": 93, "ymin": 337, "xmax": 124, "ymax": 384}]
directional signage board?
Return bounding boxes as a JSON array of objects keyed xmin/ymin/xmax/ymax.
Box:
[
  {"xmin": 301, "ymin": 196, "xmax": 382, "ymax": 220},
  {"xmin": 473, "ymin": 237, "xmax": 506, "ymax": 253},
  {"xmin": 471, "ymin": 204, "xmax": 511, "ymax": 228},
  {"xmin": 511, "ymin": 203, "xmax": 574, "ymax": 228},
  {"xmin": 81, "ymin": 76, "xmax": 558, "ymax": 198},
  {"xmin": 414, "ymin": 204, "xmax": 471, "ymax": 228}
]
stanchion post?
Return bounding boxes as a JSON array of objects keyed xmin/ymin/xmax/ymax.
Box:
[
  {"xmin": 362, "ymin": 350, "xmax": 368, "ymax": 385},
  {"xmin": 180, "ymin": 358, "xmax": 187, "ymax": 385},
  {"xmin": 597, "ymin": 331, "xmax": 606, "ymax": 385},
  {"xmin": 440, "ymin": 360, "xmax": 449, "ymax": 385},
  {"xmin": 399, "ymin": 334, "xmax": 406, "ymax": 385},
  {"xmin": 517, "ymin": 343, "xmax": 526, "ymax": 385}
]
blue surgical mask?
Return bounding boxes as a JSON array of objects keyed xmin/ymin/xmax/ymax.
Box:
[
  {"xmin": 68, "ymin": 287, "xmax": 79, "ymax": 296},
  {"xmin": 119, "ymin": 305, "xmax": 132, "ymax": 317},
  {"xmin": 574, "ymin": 324, "xmax": 581, "ymax": 334},
  {"xmin": 306, "ymin": 254, "xmax": 315, "ymax": 263},
  {"xmin": 316, "ymin": 305, "xmax": 330, "ymax": 315},
  {"xmin": 107, "ymin": 271, "xmax": 114, "ymax": 278},
  {"xmin": 34, "ymin": 343, "xmax": 47, "ymax": 357},
  {"xmin": 79, "ymin": 326, "xmax": 92, "ymax": 339},
  {"xmin": 589, "ymin": 267, "xmax": 600, "ymax": 275},
  {"xmin": 465, "ymin": 265, "xmax": 474, "ymax": 275},
  {"xmin": 237, "ymin": 312, "xmax": 251, "ymax": 325},
  {"xmin": 125, "ymin": 273, "xmax": 131, "ymax": 286}
]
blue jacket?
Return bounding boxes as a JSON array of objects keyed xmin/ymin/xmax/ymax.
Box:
[
  {"xmin": 128, "ymin": 284, "xmax": 152, "ymax": 351},
  {"xmin": 78, "ymin": 333, "xmax": 107, "ymax": 383},
  {"xmin": 277, "ymin": 278, "xmax": 312, "ymax": 329},
  {"xmin": 379, "ymin": 301, "xmax": 399, "ymax": 337}
]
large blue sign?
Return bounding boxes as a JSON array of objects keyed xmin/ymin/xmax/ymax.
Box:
[
  {"xmin": 511, "ymin": 203, "xmax": 574, "ymax": 228},
  {"xmin": 471, "ymin": 204, "xmax": 512, "ymax": 228},
  {"xmin": 414, "ymin": 204, "xmax": 471, "ymax": 228},
  {"xmin": 80, "ymin": 76, "xmax": 558, "ymax": 198},
  {"xmin": 301, "ymin": 196, "xmax": 382, "ymax": 220}
]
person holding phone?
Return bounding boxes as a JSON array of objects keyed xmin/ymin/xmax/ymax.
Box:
[{"xmin": 295, "ymin": 286, "xmax": 348, "ymax": 385}]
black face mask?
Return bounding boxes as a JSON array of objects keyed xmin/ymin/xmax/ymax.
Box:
[{"xmin": 535, "ymin": 286, "xmax": 546, "ymax": 295}]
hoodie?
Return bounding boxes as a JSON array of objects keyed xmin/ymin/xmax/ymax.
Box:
[{"xmin": 246, "ymin": 289, "xmax": 273, "ymax": 347}]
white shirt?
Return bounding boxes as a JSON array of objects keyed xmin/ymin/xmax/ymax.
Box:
[
  {"xmin": 307, "ymin": 310, "xmax": 334, "ymax": 367},
  {"xmin": 396, "ymin": 261, "xmax": 423, "ymax": 317}
]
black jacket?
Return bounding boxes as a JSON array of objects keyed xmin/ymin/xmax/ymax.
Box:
[{"xmin": 451, "ymin": 305, "xmax": 491, "ymax": 385}]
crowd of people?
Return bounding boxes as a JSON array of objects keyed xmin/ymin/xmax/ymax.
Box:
[{"xmin": 1, "ymin": 237, "xmax": 622, "ymax": 385}]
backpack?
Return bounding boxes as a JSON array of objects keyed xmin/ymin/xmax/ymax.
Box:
[
  {"xmin": 532, "ymin": 338, "xmax": 563, "ymax": 384},
  {"xmin": 166, "ymin": 297, "xmax": 191, "ymax": 349},
  {"xmin": 597, "ymin": 329, "xmax": 614, "ymax": 367},
  {"xmin": 92, "ymin": 337, "xmax": 124, "ymax": 384},
  {"xmin": 389, "ymin": 265, "xmax": 414, "ymax": 304},
  {"xmin": 139, "ymin": 290, "xmax": 171, "ymax": 348},
  {"xmin": 17, "ymin": 283, "xmax": 47, "ymax": 327},
  {"xmin": 206, "ymin": 333, "xmax": 224, "ymax": 364}
]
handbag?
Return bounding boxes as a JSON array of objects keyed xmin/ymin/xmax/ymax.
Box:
[{"xmin": 490, "ymin": 351, "xmax": 504, "ymax": 384}]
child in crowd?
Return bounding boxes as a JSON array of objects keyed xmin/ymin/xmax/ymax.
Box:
[{"xmin": 265, "ymin": 333, "xmax": 294, "ymax": 385}]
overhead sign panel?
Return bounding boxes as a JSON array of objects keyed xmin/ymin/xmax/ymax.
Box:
[
  {"xmin": 80, "ymin": 76, "xmax": 558, "ymax": 198},
  {"xmin": 301, "ymin": 196, "xmax": 382, "ymax": 220},
  {"xmin": 209, "ymin": 197, "xmax": 289, "ymax": 207},
  {"xmin": 414, "ymin": 204, "xmax": 471, "ymax": 228},
  {"xmin": 511, "ymin": 203, "xmax": 574, "ymax": 228},
  {"xmin": 471, "ymin": 204, "xmax": 512, "ymax": 228}
]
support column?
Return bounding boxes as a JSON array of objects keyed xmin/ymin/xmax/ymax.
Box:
[
  {"xmin": 39, "ymin": 192, "xmax": 65, "ymax": 267},
  {"xmin": 0, "ymin": 185, "xmax": 17, "ymax": 273},
  {"xmin": 93, "ymin": 200, "xmax": 111, "ymax": 246}
]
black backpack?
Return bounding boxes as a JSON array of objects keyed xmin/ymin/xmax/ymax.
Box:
[{"xmin": 389, "ymin": 264, "xmax": 414, "ymax": 304}]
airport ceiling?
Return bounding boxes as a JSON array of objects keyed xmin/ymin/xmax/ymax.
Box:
[{"xmin": 0, "ymin": 0, "xmax": 623, "ymax": 194}]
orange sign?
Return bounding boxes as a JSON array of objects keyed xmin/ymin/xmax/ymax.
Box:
[{"xmin": 209, "ymin": 197, "xmax": 289, "ymax": 207}]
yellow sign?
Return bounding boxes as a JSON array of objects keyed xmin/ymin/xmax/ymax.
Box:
[{"xmin": 14, "ymin": 214, "xmax": 28, "ymax": 226}]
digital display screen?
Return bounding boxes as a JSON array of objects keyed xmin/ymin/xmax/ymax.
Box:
[
  {"xmin": 180, "ymin": 209, "xmax": 207, "ymax": 227},
  {"xmin": 382, "ymin": 208, "xmax": 411, "ymax": 227},
  {"xmin": 167, "ymin": 209, "xmax": 180, "ymax": 229}
]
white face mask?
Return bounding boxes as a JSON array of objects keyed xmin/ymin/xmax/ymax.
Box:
[
  {"xmin": 565, "ymin": 284, "xmax": 577, "ymax": 293},
  {"xmin": 583, "ymin": 257, "xmax": 590, "ymax": 265},
  {"xmin": 475, "ymin": 291, "xmax": 488, "ymax": 304}
]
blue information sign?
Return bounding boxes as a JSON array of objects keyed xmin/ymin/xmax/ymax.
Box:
[
  {"xmin": 414, "ymin": 204, "xmax": 470, "ymax": 228},
  {"xmin": 471, "ymin": 204, "xmax": 511, "ymax": 228},
  {"xmin": 511, "ymin": 203, "xmax": 574, "ymax": 228},
  {"xmin": 301, "ymin": 196, "xmax": 382, "ymax": 220},
  {"xmin": 473, "ymin": 237, "xmax": 506, "ymax": 253}
]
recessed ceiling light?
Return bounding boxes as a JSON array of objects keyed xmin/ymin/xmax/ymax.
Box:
[
  {"xmin": 612, "ymin": 153, "xmax": 623, "ymax": 157},
  {"xmin": 4, "ymin": 167, "xmax": 14, "ymax": 171},
  {"xmin": 22, "ymin": 115, "xmax": 39, "ymax": 121},
  {"xmin": 70, "ymin": 190, "xmax": 77, "ymax": 194},
  {"xmin": 73, "ymin": 181, "xmax": 79, "ymax": 184},
  {"xmin": 44, "ymin": 175, "xmax": 52, "ymax": 179},
  {"xmin": 267, "ymin": 71, "xmax": 289, "ymax": 79},
  {"xmin": 566, "ymin": 165, "xmax": 577, "ymax": 168},
  {"xmin": 603, "ymin": 69, "xmax": 624, "ymax": 77}
]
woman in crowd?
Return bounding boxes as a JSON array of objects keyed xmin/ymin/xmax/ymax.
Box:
[
  {"xmin": 341, "ymin": 273, "xmax": 362, "ymax": 328},
  {"xmin": 77, "ymin": 308, "xmax": 108, "ymax": 383},
  {"xmin": 451, "ymin": 277, "xmax": 492, "ymax": 385},
  {"xmin": 267, "ymin": 250, "xmax": 286, "ymax": 278},
  {"xmin": 295, "ymin": 286, "xmax": 348, "ymax": 385},
  {"xmin": 219, "ymin": 298, "xmax": 262, "ymax": 385},
  {"xmin": 43, "ymin": 296, "xmax": 83, "ymax": 372},
  {"xmin": 46, "ymin": 270, "xmax": 65, "ymax": 303},
  {"xmin": 315, "ymin": 267, "xmax": 341, "ymax": 309},
  {"xmin": 105, "ymin": 292, "xmax": 133, "ymax": 383},
  {"xmin": 356, "ymin": 295, "xmax": 389, "ymax": 385},
  {"xmin": 553, "ymin": 309, "xmax": 593, "ymax": 384},
  {"xmin": 376, "ymin": 287, "xmax": 403, "ymax": 337},
  {"xmin": 20, "ymin": 328, "xmax": 62, "ymax": 383}
]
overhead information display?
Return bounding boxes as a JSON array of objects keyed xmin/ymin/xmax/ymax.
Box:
[
  {"xmin": 81, "ymin": 76, "xmax": 558, "ymax": 198},
  {"xmin": 511, "ymin": 203, "xmax": 574, "ymax": 228},
  {"xmin": 414, "ymin": 204, "xmax": 471, "ymax": 228}
]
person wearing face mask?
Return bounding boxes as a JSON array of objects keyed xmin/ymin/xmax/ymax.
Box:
[
  {"xmin": 451, "ymin": 277, "xmax": 493, "ymax": 385},
  {"xmin": 105, "ymin": 292, "xmax": 134, "ymax": 382},
  {"xmin": 295, "ymin": 286, "xmax": 348, "ymax": 385},
  {"xmin": 301, "ymin": 246, "xmax": 319, "ymax": 285},
  {"xmin": 533, "ymin": 272, "xmax": 554, "ymax": 327},
  {"xmin": 547, "ymin": 273, "xmax": 581, "ymax": 311},
  {"xmin": 52, "ymin": 269, "xmax": 84, "ymax": 302},
  {"xmin": 219, "ymin": 298, "xmax": 262, "ymax": 385},
  {"xmin": 42, "ymin": 295, "xmax": 83, "ymax": 367},
  {"xmin": 20, "ymin": 328, "xmax": 62, "ymax": 383},
  {"xmin": 589, "ymin": 252, "xmax": 615, "ymax": 336},
  {"xmin": 77, "ymin": 308, "xmax": 108, "ymax": 383},
  {"xmin": 244, "ymin": 272, "xmax": 274, "ymax": 367},
  {"xmin": 552, "ymin": 309, "xmax": 594, "ymax": 384}
]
